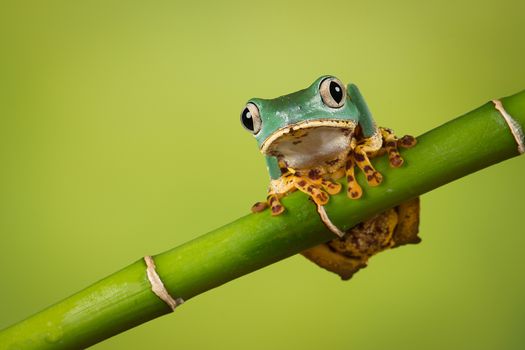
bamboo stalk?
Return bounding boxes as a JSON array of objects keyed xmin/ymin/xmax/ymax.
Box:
[{"xmin": 1, "ymin": 91, "xmax": 524, "ymax": 350}]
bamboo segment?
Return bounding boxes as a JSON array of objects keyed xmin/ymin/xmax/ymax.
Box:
[{"xmin": 0, "ymin": 90, "xmax": 524, "ymax": 350}]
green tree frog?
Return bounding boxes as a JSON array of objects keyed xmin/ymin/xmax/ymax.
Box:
[{"xmin": 241, "ymin": 75, "xmax": 416, "ymax": 216}]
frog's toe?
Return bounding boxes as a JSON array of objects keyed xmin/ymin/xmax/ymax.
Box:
[
  {"xmin": 347, "ymin": 175, "xmax": 363, "ymax": 199},
  {"xmin": 353, "ymin": 148, "xmax": 383, "ymax": 186},
  {"xmin": 268, "ymin": 194, "xmax": 285, "ymax": 216},
  {"xmin": 398, "ymin": 135, "xmax": 417, "ymax": 148},
  {"xmin": 251, "ymin": 201, "xmax": 268, "ymax": 213},
  {"xmin": 321, "ymin": 179, "xmax": 342, "ymax": 195},
  {"xmin": 366, "ymin": 170, "xmax": 383, "ymax": 186},
  {"xmin": 345, "ymin": 152, "xmax": 363, "ymax": 198},
  {"xmin": 389, "ymin": 152, "xmax": 404, "ymax": 167}
]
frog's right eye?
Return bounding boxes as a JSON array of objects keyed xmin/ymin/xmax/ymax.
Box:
[
  {"xmin": 319, "ymin": 77, "xmax": 346, "ymax": 108},
  {"xmin": 241, "ymin": 103, "xmax": 262, "ymax": 134}
]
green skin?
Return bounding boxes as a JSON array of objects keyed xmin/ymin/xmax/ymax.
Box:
[{"xmin": 245, "ymin": 76, "xmax": 379, "ymax": 180}]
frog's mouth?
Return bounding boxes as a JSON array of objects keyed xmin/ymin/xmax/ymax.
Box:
[{"xmin": 261, "ymin": 119, "xmax": 357, "ymax": 169}]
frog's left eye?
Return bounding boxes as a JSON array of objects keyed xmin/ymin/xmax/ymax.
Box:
[
  {"xmin": 319, "ymin": 77, "xmax": 346, "ymax": 108},
  {"xmin": 241, "ymin": 103, "xmax": 262, "ymax": 134}
]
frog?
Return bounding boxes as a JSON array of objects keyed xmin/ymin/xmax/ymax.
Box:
[
  {"xmin": 241, "ymin": 75, "xmax": 416, "ymax": 216},
  {"xmin": 240, "ymin": 75, "xmax": 421, "ymax": 279}
]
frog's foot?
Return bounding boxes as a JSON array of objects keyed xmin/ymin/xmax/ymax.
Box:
[
  {"xmin": 345, "ymin": 154, "xmax": 363, "ymax": 199},
  {"xmin": 380, "ymin": 127, "xmax": 417, "ymax": 168},
  {"xmin": 251, "ymin": 175, "xmax": 297, "ymax": 216},
  {"xmin": 267, "ymin": 193, "xmax": 285, "ymax": 215},
  {"xmin": 251, "ymin": 193, "xmax": 287, "ymax": 216}
]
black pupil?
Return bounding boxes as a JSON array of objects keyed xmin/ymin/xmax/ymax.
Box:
[
  {"xmin": 329, "ymin": 81, "xmax": 343, "ymax": 104},
  {"xmin": 242, "ymin": 108, "xmax": 254, "ymax": 131}
]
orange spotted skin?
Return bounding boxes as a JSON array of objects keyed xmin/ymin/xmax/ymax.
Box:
[{"xmin": 251, "ymin": 128, "xmax": 417, "ymax": 215}]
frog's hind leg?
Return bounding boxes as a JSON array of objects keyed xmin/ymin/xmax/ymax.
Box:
[{"xmin": 380, "ymin": 127, "xmax": 417, "ymax": 168}]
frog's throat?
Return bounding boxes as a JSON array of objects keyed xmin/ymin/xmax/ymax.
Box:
[{"xmin": 260, "ymin": 119, "xmax": 357, "ymax": 154}]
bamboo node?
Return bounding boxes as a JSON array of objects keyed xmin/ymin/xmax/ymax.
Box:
[
  {"xmin": 316, "ymin": 205, "xmax": 346, "ymax": 237},
  {"xmin": 144, "ymin": 256, "xmax": 183, "ymax": 311},
  {"xmin": 492, "ymin": 99, "xmax": 525, "ymax": 154}
]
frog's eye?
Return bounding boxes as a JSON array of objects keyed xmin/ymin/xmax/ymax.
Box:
[
  {"xmin": 319, "ymin": 77, "xmax": 346, "ymax": 108},
  {"xmin": 241, "ymin": 103, "xmax": 262, "ymax": 134}
]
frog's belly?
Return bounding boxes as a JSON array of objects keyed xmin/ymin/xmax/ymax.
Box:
[{"xmin": 268, "ymin": 126, "xmax": 353, "ymax": 169}]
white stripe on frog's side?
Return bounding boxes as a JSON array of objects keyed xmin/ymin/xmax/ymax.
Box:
[
  {"xmin": 316, "ymin": 205, "xmax": 346, "ymax": 238},
  {"xmin": 492, "ymin": 99, "xmax": 525, "ymax": 154},
  {"xmin": 144, "ymin": 256, "xmax": 184, "ymax": 311}
]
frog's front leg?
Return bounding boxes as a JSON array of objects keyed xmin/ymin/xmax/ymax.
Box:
[
  {"xmin": 379, "ymin": 127, "xmax": 417, "ymax": 167},
  {"xmin": 353, "ymin": 132, "xmax": 384, "ymax": 187},
  {"xmin": 291, "ymin": 170, "xmax": 342, "ymax": 206},
  {"xmin": 345, "ymin": 153, "xmax": 363, "ymax": 199},
  {"xmin": 251, "ymin": 169, "xmax": 342, "ymax": 215},
  {"xmin": 346, "ymin": 127, "xmax": 417, "ymax": 195},
  {"xmin": 251, "ymin": 175, "xmax": 295, "ymax": 216}
]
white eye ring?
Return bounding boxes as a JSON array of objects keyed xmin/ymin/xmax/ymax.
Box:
[
  {"xmin": 240, "ymin": 102, "xmax": 262, "ymax": 134},
  {"xmin": 319, "ymin": 77, "xmax": 346, "ymax": 108}
]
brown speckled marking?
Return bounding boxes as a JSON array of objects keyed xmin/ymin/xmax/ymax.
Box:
[
  {"xmin": 308, "ymin": 169, "xmax": 321, "ymax": 180},
  {"xmin": 399, "ymin": 135, "xmax": 417, "ymax": 148},
  {"xmin": 269, "ymin": 194, "xmax": 285, "ymax": 216},
  {"xmin": 325, "ymin": 158, "xmax": 340, "ymax": 166},
  {"xmin": 293, "ymin": 176, "xmax": 329, "ymax": 206},
  {"xmin": 354, "ymin": 153, "xmax": 365, "ymax": 162},
  {"xmin": 321, "ymin": 179, "xmax": 342, "ymax": 195},
  {"xmin": 386, "ymin": 141, "xmax": 396, "ymax": 148},
  {"xmin": 271, "ymin": 204, "xmax": 283, "ymax": 214}
]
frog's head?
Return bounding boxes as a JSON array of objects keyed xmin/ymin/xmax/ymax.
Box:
[{"xmin": 241, "ymin": 76, "xmax": 360, "ymax": 169}]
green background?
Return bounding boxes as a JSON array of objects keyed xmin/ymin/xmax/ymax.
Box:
[{"xmin": 1, "ymin": 1, "xmax": 524, "ymax": 349}]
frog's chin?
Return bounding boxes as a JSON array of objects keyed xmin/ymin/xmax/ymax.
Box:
[{"xmin": 261, "ymin": 119, "xmax": 357, "ymax": 170}]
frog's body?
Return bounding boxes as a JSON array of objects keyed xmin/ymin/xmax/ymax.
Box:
[
  {"xmin": 241, "ymin": 76, "xmax": 420, "ymax": 279},
  {"xmin": 242, "ymin": 76, "xmax": 416, "ymax": 215}
]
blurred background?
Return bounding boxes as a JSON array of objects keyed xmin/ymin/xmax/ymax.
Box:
[{"xmin": 1, "ymin": 0, "xmax": 524, "ymax": 349}]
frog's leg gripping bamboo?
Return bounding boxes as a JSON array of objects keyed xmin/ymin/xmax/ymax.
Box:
[
  {"xmin": 353, "ymin": 144, "xmax": 383, "ymax": 186},
  {"xmin": 291, "ymin": 169, "xmax": 341, "ymax": 205},
  {"xmin": 380, "ymin": 127, "xmax": 417, "ymax": 167},
  {"xmin": 345, "ymin": 153, "xmax": 363, "ymax": 199},
  {"xmin": 252, "ymin": 169, "xmax": 343, "ymax": 215},
  {"xmin": 251, "ymin": 175, "xmax": 295, "ymax": 216}
]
